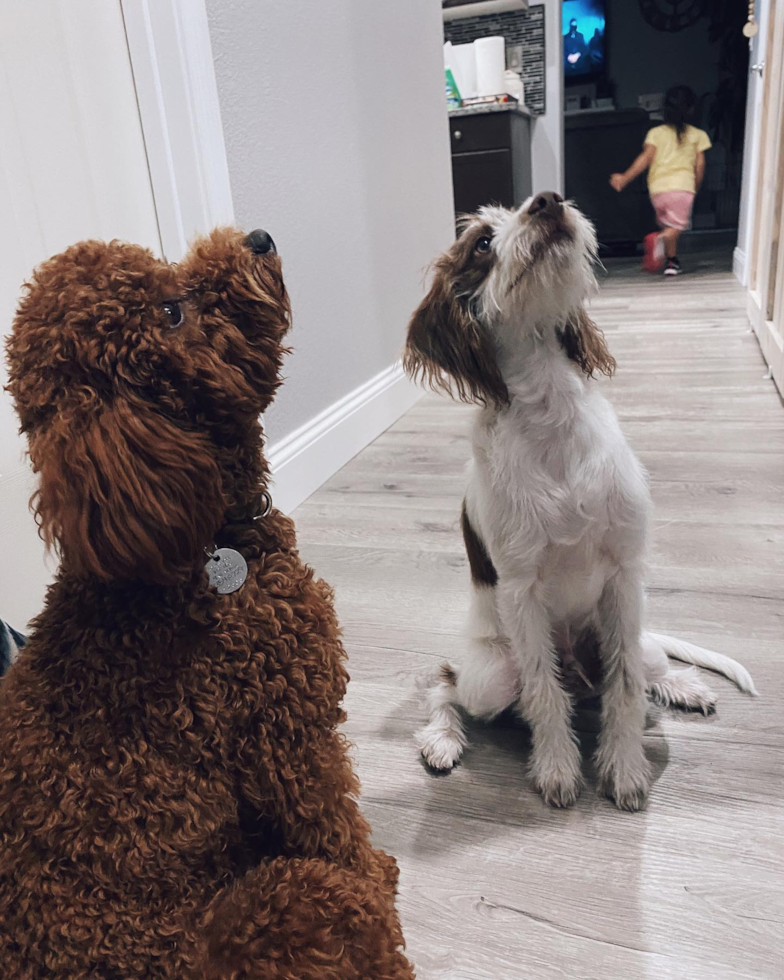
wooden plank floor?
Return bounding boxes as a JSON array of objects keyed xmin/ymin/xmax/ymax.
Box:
[{"xmin": 293, "ymin": 252, "xmax": 784, "ymax": 980}]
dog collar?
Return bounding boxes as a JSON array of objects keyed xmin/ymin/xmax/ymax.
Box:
[{"xmin": 203, "ymin": 490, "xmax": 272, "ymax": 594}]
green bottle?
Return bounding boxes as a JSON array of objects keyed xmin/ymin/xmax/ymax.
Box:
[{"xmin": 445, "ymin": 67, "xmax": 462, "ymax": 109}]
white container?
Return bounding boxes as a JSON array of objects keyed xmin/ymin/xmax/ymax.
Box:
[
  {"xmin": 451, "ymin": 43, "xmax": 478, "ymax": 100},
  {"xmin": 443, "ymin": 40, "xmax": 454, "ymax": 70},
  {"xmin": 474, "ymin": 36, "xmax": 506, "ymax": 97},
  {"xmin": 504, "ymin": 69, "xmax": 524, "ymax": 103}
]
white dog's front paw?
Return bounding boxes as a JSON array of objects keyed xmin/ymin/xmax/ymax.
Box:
[
  {"xmin": 530, "ymin": 744, "xmax": 583, "ymax": 808},
  {"xmin": 597, "ymin": 750, "xmax": 652, "ymax": 812},
  {"xmin": 415, "ymin": 723, "xmax": 465, "ymax": 771}
]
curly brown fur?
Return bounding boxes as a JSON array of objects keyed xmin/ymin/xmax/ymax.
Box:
[
  {"xmin": 1, "ymin": 229, "xmax": 413, "ymax": 979},
  {"xmin": 200, "ymin": 857, "xmax": 408, "ymax": 980}
]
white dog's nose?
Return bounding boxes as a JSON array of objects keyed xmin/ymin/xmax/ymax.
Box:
[{"xmin": 527, "ymin": 192, "xmax": 563, "ymax": 217}]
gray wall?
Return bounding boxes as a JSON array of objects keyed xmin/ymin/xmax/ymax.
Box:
[
  {"xmin": 607, "ymin": 1, "xmax": 719, "ymax": 111},
  {"xmin": 206, "ymin": 0, "xmax": 454, "ymax": 445}
]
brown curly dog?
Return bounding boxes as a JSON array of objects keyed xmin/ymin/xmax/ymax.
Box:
[{"xmin": 1, "ymin": 228, "xmax": 414, "ymax": 980}]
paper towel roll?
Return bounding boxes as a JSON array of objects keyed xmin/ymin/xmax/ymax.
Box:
[
  {"xmin": 443, "ymin": 40, "xmax": 453, "ymax": 70},
  {"xmin": 450, "ymin": 43, "xmax": 477, "ymax": 100},
  {"xmin": 474, "ymin": 36, "xmax": 506, "ymax": 97}
]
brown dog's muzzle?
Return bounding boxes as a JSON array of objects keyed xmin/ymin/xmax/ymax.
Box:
[{"xmin": 245, "ymin": 228, "xmax": 277, "ymax": 255}]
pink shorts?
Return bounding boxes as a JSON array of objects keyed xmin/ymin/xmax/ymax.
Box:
[{"xmin": 651, "ymin": 191, "xmax": 695, "ymax": 231}]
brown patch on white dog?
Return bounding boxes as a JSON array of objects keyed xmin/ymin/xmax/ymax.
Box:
[
  {"xmin": 461, "ymin": 500, "xmax": 498, "ymax": 586},
  {"xmin": 403, "ymin": 218, "xmax": 509, "ymax": 408},
  {"xmin": 557, "ymin": 308, "xmax": 616, "ymax": 378}
]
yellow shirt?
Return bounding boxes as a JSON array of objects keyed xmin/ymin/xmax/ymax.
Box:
[{"xmin": 644, "ymin": 124, "xmax": 712, "ymax": 195}]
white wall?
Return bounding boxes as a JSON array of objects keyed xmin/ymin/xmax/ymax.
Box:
[
  {"xmin": 532, "ymin": 0, "xmax": 564, "ymax": 195},
  {"xmin": 205, "ymin": 0, "xmax": 455, "ymax": 484},
  {"xmin": 0, "ymin": 0, "xmax": 162, "ymax": 628}
]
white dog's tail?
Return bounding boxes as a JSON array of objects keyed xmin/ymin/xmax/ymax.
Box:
[{"xmin": 645, "ymin": 631, "xmax": 758, "ymax": 696}]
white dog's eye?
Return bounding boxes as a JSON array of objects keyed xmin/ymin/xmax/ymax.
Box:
[{"xmin": 475, "ymin": 236, "xmax": 492, "ymax": 254}]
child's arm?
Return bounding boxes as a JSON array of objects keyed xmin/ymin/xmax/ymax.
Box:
[
  {"xmin": 610, "ymin": 144, "xmax": 656, "ymax": 192},
  {"xmin": 695, "ymin": 150, "xmax": 706, "ymax": 192}
]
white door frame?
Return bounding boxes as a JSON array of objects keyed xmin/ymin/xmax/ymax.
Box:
[
  {"xmin": 120, "ymin": 0, "xmax": 234, "ymax": 261},
  {"xmin": 746, "ymin": 0, "xmax": 784, "ymax": 395},
  {"xmin": 734, "ymin": 0, "xmax": 769, "ymax": 285}
]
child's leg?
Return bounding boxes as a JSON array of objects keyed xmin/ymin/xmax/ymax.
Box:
[
  {"xmin": 644, "ymin": 194, "xmax": 669, "ymax": 273},
  {"xmin": 661, "ymin": 227, "xmax": 680, "ymax": 258},
  {"xmin": 653, "ymin": 192, "xmax": 693, "ymax": 267},
  {"xmin": 642, "ymin": 230, "xmax": 665, "ymax": 273}
]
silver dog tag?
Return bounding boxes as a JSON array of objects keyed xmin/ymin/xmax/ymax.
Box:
[{"xmin": 204, "ymin": 548, "xmax": 248, "ymax": 594}]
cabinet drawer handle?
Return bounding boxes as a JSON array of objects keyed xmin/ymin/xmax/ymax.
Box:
[{"xmin": 453, "ymin": 129, "xmax": 462, "ymax": 140}]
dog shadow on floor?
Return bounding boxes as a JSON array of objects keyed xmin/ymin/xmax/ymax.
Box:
[
  {"xmin": 363, "ymin": 691, "xmax": 678, "ymax": 980},
  {"xmin": 371, "ymin": 689, "xmax": 672, "ymax": 860}
]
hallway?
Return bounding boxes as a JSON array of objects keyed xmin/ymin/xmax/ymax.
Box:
[{"xmin": 294, "ymin": 253, "xmax": 784, "ymax": 980}]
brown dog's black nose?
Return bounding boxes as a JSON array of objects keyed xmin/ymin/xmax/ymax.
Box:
[
  {"xmin": 527, "ymin": 192, "xmax": 563, "ymax": 217},
  {"xmin": 246, "ymin": 229, "xmax": 276, "ymax": 255}
]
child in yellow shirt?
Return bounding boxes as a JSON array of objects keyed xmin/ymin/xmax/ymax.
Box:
[{"xmin": 610, "ymin": 86, "xmax": 711, "ymax": 276}]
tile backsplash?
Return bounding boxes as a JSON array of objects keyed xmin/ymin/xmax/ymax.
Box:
[{"xmin": 443, "ymin": 5, "xmax": 545, "ymax": 115}]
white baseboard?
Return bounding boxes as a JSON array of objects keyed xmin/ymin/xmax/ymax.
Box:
[
  {"xmin": 267, "ymin": 362, "xmax": 424, "ymax": 514},
  {"xmin": 733, "ymin": 246, "xmax": 747, "ymax": 286}
]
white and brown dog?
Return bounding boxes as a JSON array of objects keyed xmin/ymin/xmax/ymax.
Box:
[{"xmin": 404, "ymin": 193, "xmax": 757, "ymax": 811}]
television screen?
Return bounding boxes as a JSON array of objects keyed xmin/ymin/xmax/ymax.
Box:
[{"xmin": 563, "ymin": 0, "xmax": 606, "ymax": 81}]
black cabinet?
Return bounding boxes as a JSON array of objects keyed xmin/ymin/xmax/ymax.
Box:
[
  {"xmin": 449, "ymin": 109, "xmax": 532, "ymax": 217},
  {"xmin": 565, "ymin": 108, "xmax": 655, "ymax": 250},
  {"xmin": 453, "ymin": 149, "xmax": 513, "ymax": 215}
]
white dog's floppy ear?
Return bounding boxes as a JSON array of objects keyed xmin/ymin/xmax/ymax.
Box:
[
  {"xmin": 558, "ymin": 307, "xmax": 616, "ymax": 378},
  {"xmin": 404, "ymin": 268, "xmax": 509, "ymax": 408}
]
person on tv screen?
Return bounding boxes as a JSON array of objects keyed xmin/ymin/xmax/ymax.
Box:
[
  {"xmin": 564, "ymin": 18, "xmax": 586, "ymax": 75},
  {"xmin": 588, "ymin": 28, "xmax": 604, "ymax": 71}
]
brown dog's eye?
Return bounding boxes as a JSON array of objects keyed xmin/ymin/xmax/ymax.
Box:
[
  {"xmin": 475, "ymin": 236, "xmax": 492, "ymax": 254},
  {"xmin": 162, "ymin": 301, "xmax": 183, "ymax": 327}
]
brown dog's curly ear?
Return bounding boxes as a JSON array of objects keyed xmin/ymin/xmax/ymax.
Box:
[
  {"xmin": 558, "ymin": 308, "xmax": 616, "ymax": 378},
  {"xmin": 30, "ymin": 396, "xmax": 226, "ymax": 585},
  {"xmin": 403, "ymin": 274, "xmax": 508, "ymax": 409}
]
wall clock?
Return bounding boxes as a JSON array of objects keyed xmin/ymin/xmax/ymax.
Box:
[{"xmin": 638, "ymin": 0, "xmax": 705, "ymax": 33}]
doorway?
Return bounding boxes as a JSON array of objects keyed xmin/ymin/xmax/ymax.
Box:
[
  {"xmin": 747, "ymin": 0, "xmax": 784, "ymax": 396},
  {"xmin": 563, "ymin": 2, "xmax": 750, "ymax": 259}
]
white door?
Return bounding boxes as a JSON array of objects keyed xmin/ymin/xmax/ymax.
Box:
[
  {"xmin": 747, "ymin": 0, "xmax": 784, "ymax": 397},
  {"xmin": 0, "ymin": 0, "xmax": 162, "ymax": 628}
]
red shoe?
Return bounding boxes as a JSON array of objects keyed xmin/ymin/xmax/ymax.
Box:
[{"xmin": 642, "ymin": 232, "xmax": 665, "ymax": 273}]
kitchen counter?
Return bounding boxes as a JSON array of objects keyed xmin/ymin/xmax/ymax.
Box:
[
  {"xmin": 449, "ymin": 101, "xmax": 533, "ymax": 119},
  {"xmin": 448, "ymin": 105, "xmax": 532, "ymax": 215}
]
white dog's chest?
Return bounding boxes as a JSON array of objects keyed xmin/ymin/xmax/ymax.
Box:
[
  {"xmin": 539, "ymin": 537, "xmax": 615, "ymax": 623},
  {"xmin": 490, "ymin": 471, "xmax": 616, "ymax": 621},
  {"xmin": 468, "ymin": 389, "xmax": 650, "ymax": 624}
]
